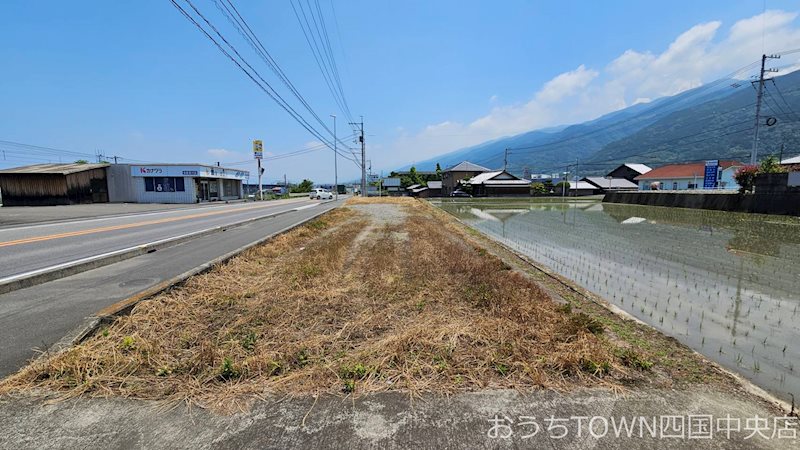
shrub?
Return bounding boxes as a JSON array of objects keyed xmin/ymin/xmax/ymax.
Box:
[
  {"xmin": 531, "ymin": 182, "xmax": 548, "ymax": 195},
  {"xmin": 219, "ymin": 357, "xmax": 241, "ymax": 381},
  {"xmin": 734, "ymin": 165, "xmax": 759, "ymax": 193},
  {"xmin": 554, "ymin": 181, "xmax": 570, "ymax": 194},
  {"xmin": 759, "ymin": 155, "xmax": 786, "ymax": 174},
  {"xmin": 290, "ymin": 179, "xmax": 314, "ymax": 193}
]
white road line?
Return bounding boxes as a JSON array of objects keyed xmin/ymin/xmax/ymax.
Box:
[
  {"xmin": 0, "ymin": 203, "xmax": 308, "ymax": 284},
  {"xmin": 0, "ymin": 199, "xmax": 310, "ymax": 233},
  {"xmin": 292, "ymin": 203, "xmax": 321, "ymax": 211}
]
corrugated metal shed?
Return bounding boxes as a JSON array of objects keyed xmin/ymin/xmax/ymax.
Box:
[
  {"xmin": 0, "ymin": 163, "xmax": 110, "ymax": 206},
  {"xmin": 0, "ymin": 163, "xmax": 110, "ymax": 175}
]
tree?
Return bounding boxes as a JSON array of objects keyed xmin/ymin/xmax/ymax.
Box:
[
  {"xmin": 435, "ymin": 163, "xmax": 442, "ymax": 179},
  {"xmin": 408, "ymin": 166, "xmax": 422, "ymax": 185},
  {"xmin": 399, "ymin": 166, "xmax": 423, "ymax": 188},
  {"xmin": 74, "ymin": 159, "xmax": 89, "ymax": 164},
  {"xmin": 554, "ymin": 181, "xmax": 570, "ymax": 195},
  {"xmin": 531, "ymin": 182, "xmax": 548, "ymax": 195},
  {"xmin": 290, "ymin": 179, "xmax": 314, "ymax": 193},
  {"xmin": 759, "ymin": 155, "xmax": 786, "ymax": 174},
  {"xmin": 734, "ymin": 165, "xmax": 758, "ymax": 193}
]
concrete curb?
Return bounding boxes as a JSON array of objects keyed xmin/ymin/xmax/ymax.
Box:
[
  {"xmin": 0, "ymin": 201, "xmax": 317, "ymax": 295},
  {"xmin": 443, "ymin": 209, "xmax": 795, "ymax": 416},
  {"xmin": 41, "ymin": 204, "xmax": 338, "ymax": 360}
]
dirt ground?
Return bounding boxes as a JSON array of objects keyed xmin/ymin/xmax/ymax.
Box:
[{"xmin": 0, "ymin": 198, "xmax": 762, "ymax": 412}]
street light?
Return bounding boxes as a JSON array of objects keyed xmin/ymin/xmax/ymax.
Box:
[{"xmin": 330, "ymin": 114, "xmax": 338, "ymax": 201}]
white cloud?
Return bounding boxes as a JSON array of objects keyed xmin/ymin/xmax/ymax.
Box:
[
  {"xmin": 379, "ymin": 9, "xmax": 800, "ymax": 169},
  {"xmin": 535, "ymin": 65, "xmax": 599, "ymax": 103},
  {"xmin": 206, "ymin": 148, "xmax": 248, "ymax": 161}
]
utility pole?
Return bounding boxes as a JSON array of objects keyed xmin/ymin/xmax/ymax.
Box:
[
  {"xmin": 257, "ymin": 159, "xmax": 262, "ymax": 200},
  {"xmin": 751, "ymin": 53, "xmax": 780, "ymax": 165},
  {"xmin": 503, "ymin": 148, "xmax": 510, "ymax": 171},
  {"xmin": 284, "ymin": 174, "xmax": 287, "ymax": 194},
  {"xmin": 349, "ymin": 116, "xmax": 365, "ymax": 196},
  {"xmin": 330, "ymin": 114, "xmax": 338, "ymax": 201},
  {"xmin": 779, "ymin": 142, "xmax": 785, "ymax": 164},
  {"xmin": 253, "ymin": 140, "xmax": 263, "ymax": 200}
]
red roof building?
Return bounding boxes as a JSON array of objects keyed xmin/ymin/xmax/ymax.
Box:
[{"xmin": 634, "ymin": 160, "xmax": 744, "ymax": 191}]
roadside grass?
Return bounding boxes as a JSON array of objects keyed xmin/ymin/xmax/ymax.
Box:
[{"xmin": 0, "ymin": 197, "xmax": 723, "ymax": 410}]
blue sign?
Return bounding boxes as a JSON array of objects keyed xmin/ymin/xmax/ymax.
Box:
[{"xmin": 703, "ymin": 160, "xmax": 719, "ymax": 189}]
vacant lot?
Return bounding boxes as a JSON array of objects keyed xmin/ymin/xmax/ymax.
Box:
[{"xmin": 1, "ymin": 198, "xmax": 732, "ymax": 410}]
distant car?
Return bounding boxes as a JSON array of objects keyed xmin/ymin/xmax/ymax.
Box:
[
  {"xmin": 450, "ymin": 190, "xmax": 471, "ymax": 198},
  {"xmin": 310, "ymin": 188, "xmax": 333, "ymax": 200}
]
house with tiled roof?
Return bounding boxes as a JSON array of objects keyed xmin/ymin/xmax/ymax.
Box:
[
  {"xmin": 634, "ymin": 160, "xmax": 744, "ymax": 191},
  {"xmin": 465, "ymin": 170, "xmax": 531, "ymax": 197},
  {"xmin": 781, "ymin": 154, "xmax": 800, "ymax": 172},
  {"xmin": 441, "ymin": 161, "xmax": 490, "ymax": 196}
]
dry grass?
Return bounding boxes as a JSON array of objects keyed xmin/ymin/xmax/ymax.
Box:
[{"xmin": 2, "ymin": 197, "xmax": 653, "ymax": 410}]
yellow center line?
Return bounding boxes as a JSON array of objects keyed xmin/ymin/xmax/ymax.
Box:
[{"xmin": 0, "ymin": 202, "xmax": 296, "ymax": 248}]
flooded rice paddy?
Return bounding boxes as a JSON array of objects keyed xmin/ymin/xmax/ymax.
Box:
[{"xmin": 434, "ymin": 199, "xmax": 800, "ymax": 403}]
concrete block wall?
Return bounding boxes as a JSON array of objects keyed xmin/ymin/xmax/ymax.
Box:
[{"xmin": 604, "ymin": 191, "xmax": 800, "ymax": 216}]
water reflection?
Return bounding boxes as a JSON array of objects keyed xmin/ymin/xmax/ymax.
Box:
[{"xmin": 434, "ymin": 200, "xmax": 800, "ymax": 403}]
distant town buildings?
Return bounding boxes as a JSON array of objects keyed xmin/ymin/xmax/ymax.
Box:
[{"xmin": 634, "ymin": 160, "xmax": 743, "ymax": 191}]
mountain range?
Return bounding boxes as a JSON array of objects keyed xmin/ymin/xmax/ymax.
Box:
[{"xmin": 405, "ymin": 70, "xmax": 800, "ymax": 177}]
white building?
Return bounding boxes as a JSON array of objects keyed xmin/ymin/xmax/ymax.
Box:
[
  {"xmin": 107, "ymin": 164, "xmax": 249, "ymax": 204},
  {"xmin": 634, "ymin": 161, "xmax": 743, "ymax": 191}
]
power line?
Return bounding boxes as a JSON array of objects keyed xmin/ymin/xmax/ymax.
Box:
[
  {"xmin": 290, "ymin": 0, "xmax": 354, "ymax": 124},
  {"xmin": 0, "ymin": 140, "xmax": 97, "ymax": 159},
  {"xmin": 767, "ymin": 79, "xmax": 800, "ymax": 122},
  {"xmin": 507, "ymin": 61, "xmax": 761, "ymax": 156},
  {"xmin": 761, "ymin": 89, "xmax": 792, "ymax": 119},
  {"xmin": 510, "ymin": 84, "xmax": 800, "ymax": 174},
  {"xmin": 327, "ymin": 0, "xmax": 348, "ymax": 68},
  {"xmin": 513, "ymin": 124, "xmax": 757, "ymax": 175},
  {"xmin": 169, "ymin": 0, "xmax": 358, "ymax": 166},
  {"xmin": 312, "ymin": 0, "xmax": 352, "ymax": 121},
  {"xmin": 212, "ymin": 0, "xmax": 352, "ymax": 151}
]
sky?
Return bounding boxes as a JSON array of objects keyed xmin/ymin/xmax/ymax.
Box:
[{"xmin": 1, "ymin": 0, "xmax": 800, "ymax": 185}]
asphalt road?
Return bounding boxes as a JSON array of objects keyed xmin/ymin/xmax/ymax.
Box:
[
  {"xmin": 0, "ymin": 199, "xmax": 342, "ymax": 378},
  {"xmin": 0, "ymin": 198, "xmax": 321, "ymax": 281}
]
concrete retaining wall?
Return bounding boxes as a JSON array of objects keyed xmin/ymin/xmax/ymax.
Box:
[{"xmin": 603, "ymin": 191, "xmax": 800, "ymax": 216}]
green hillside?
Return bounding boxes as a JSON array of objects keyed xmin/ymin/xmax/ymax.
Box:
[{"xmin": 406, "ymin": 70, "xmax": 800, "ymax": 177}]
